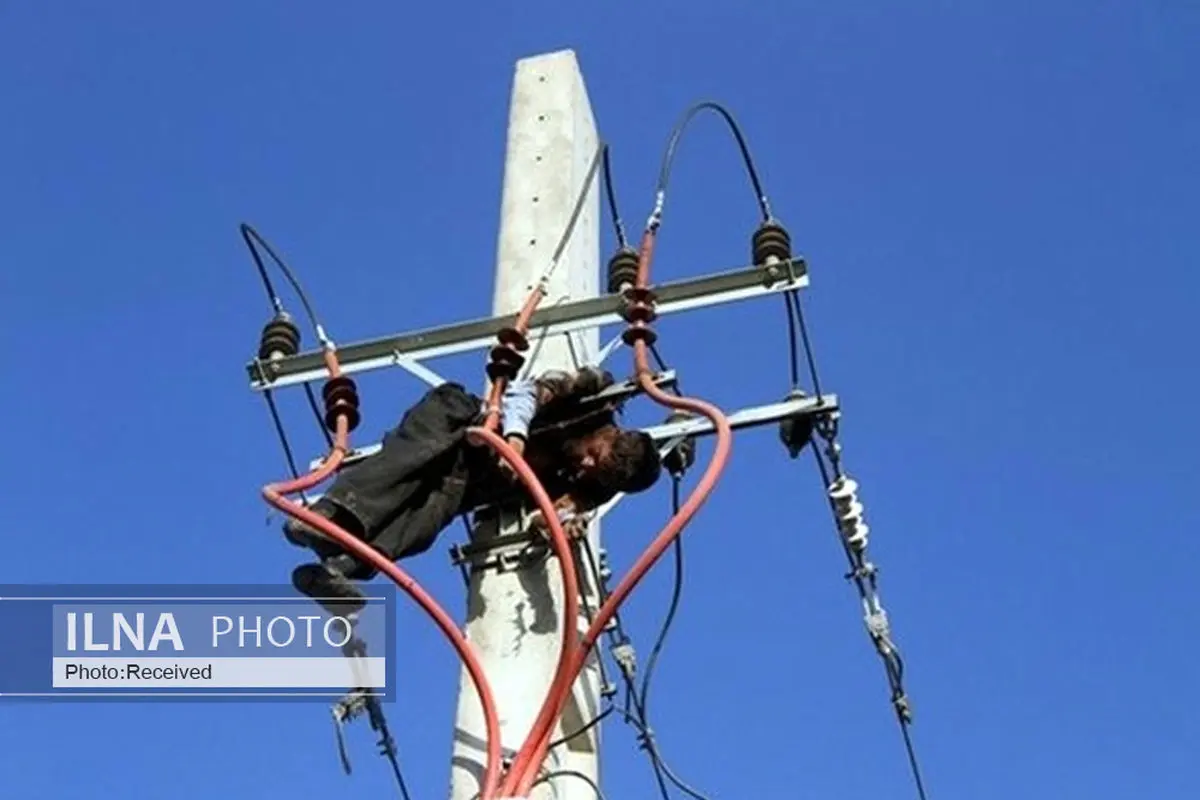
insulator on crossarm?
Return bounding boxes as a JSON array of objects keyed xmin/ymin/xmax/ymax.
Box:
[
  {"xmin": 258, "ymin": 311, "xmax": 301, "ymax": 360},
  {"xmin": 322, "ymin": 375, "xmax": 361, "ymax": 433},
  {"xmin": 606, "ymin": 247, "xmax": 640, "ymax": 294},
  {"xmin": 619, "ymin": 286, "xmax": 660, "ymax": 347},
  {"xmin": 778, "ymin": 388, "xmax": 815, "ymax": 458},
  {"xmin": 829, "ymin": 474, "xmax": 869, "ymax": 551},
  {"xmin": 485, "ymin": 327, "xmax": 529, "ymax": 381},
  {"xmin": 661, "ymin": 410, "xmax": 697, "ymax": 476},
  {"xmin": 752, "ymin": 218, "xmax": 792, "ymax": 266}
]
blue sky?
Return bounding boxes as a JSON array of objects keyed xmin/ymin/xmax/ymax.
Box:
[{"xmin": 2, "ymin": 2, "xmax": 1198, "ymax": 798}]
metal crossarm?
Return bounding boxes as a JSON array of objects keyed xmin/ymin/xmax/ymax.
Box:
[
  {"xmin": 248, "ymin": 260, "xmax": 807, "ymax": 391},
  {"xmin": 308, "ymin": 392, "xmax": 838, "ymax": 472}
]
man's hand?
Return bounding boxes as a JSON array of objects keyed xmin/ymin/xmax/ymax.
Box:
[
  {"xmin": 563, "ymin": 515, "xmax": 590, "ymax": 540},
  {"xmin": 497, "ymin": 435, "xmax": 526, "ymax": 481},
  {"xmin": 528, "ymin": 509, "xmax": 591, "ymax": 540},
  {"xmin": 527, "ymin": 495, "xmax": 591, "ymax": 539}
]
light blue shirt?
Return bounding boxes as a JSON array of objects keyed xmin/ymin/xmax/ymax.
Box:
[{"xmin": 497, "ymin": 377, "xmax": 538, "ymax": 439}]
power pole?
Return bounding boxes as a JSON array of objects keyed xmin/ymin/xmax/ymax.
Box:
[
  {"xmin": 448, "ymin": 49, "xmax": 605, "ymax": 800},
  {"xmin": 247, "ymin": 49, "xmax": 830, "ymax": 795}
]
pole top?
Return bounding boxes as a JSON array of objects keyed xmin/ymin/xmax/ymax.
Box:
[{"xmin": 516, "ymin": 47, "xmax": 579, "ymax": 65}]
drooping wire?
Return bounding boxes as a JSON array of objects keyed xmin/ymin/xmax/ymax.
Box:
[
  {"xmin": 532, "ymin": 769, "xmax": 608, "ymax": 800},
  {"xmin": 572, "ymin": 541, "xmax": 657, "ymax": 795},
  {"xmin": 569, "ymin": 537, "xmax": 616, "ymax": 714},
  {"xmin": 640, "ymin": 478, "xmax": 684, "ymax": 717},
  {"xmin": 262, "ymin": 388, "xmax": 308, "ymax": 505},
  {"xmin": 545, "ymin": 705, "xmax": 614, "ymax": 751},
  {"xmin": 810, "ymin": 430, "xmax": 929, "ymax": 800},
  {"xmin": 625, "ymin": 474, "xmax": 712, "ymax": 800},
  {"xmin": 609, "ymin": 704, "xmax": 712, "ymax": 800},
  {"xmin": 601, "ymin": 144, "xmax": 629, "ymax": 250},
  {"xmin": 653, "ymin": 101, "xmax": 773, "ymax": 226},
  {"xmin": 242, "ymin": 223, "xmax": 335, "ymax": 452},
  {"xmin": 553, "ymin": 481, "xmax": 709, "ymax": 800},
  {"xmin": 241, "ymin": 222, "xmax": 326, "ymax": 343}
]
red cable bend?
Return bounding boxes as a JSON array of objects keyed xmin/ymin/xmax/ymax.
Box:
[
  {"xmin": 465, "ymin": 426, "xmax": 584, "ymax": 769},
  {"xmin": 261, "ymin": 349, "xmax": 505, "ymax": 800},
  {"xmin": 503, "ymin": 231, "xmax": 735, "ymax": 795}
]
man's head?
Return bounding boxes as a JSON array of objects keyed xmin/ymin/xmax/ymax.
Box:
[{"xmin": 565, "ymin": 424, "xmax": 661, "ymax": 498}]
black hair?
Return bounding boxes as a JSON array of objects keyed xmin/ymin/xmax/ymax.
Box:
[{"xmin": 605, "ymin": 429, "xmax": 662, "ymax": 495}]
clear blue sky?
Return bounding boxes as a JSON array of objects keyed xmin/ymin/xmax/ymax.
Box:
[{"xmin": 2, "ymin": 2, "xmax": 1197, "ymax": 798}]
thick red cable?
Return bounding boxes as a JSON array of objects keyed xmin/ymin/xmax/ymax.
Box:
[
  {"xmin": 465, "ymin": 426, "xmax": 583, "ymax": 762},
  {"xmin": 503, "ymin": 231, "xmax": 735, "ymax": 795},
  {"xmin": 261, "ymin": 350, "xmax": 506, "ymax": 800}
]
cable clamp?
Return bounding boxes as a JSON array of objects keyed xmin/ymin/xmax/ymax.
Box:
[
  {"xmin": 845, "ymin": 561, "xmax": 878, "ymax": 582},
  {"xmin": 611, "ymin": 641, "xmax": 638, "ymax": 677},
  {"xmin": 865, "ymin": 609, "xmax": 892, "ymax": 646},
  {"xmin": 892, "ymin": 692, "xmax": 914, "ymax": 724}
]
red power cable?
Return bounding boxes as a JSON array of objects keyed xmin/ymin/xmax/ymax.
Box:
[
  {"xmin": 263, "ymin": 285, "xmax": 581, "ymax": 800},
  {"xmin": 261, "ymin": 349, "xmax": 510, "ymax": 799},
  {"xmin": 262, "ymin": 239, "xmax": 724, "ymax": 798},
  {"xmin": 502, "ymin": 229, "xmax": 735, "ymax": 795}
]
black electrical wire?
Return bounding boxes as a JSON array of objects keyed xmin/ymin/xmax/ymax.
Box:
[
  {"xmin": 602, "ymin": 144, "xmax": 629, "ymax": 250},
  {"xmin": 546, "ymin": 705, "xmax": 615, "ymax": 751},
  {"xmin": 649, "ymin": 344, "xmax": 685, "ymax": 397},
  {"xmin": 569, "ymin": 532, "xmax": 672, "ymax": 800},
  {"xmin": 532, "ymin": 769, "xmax": 609, "ymax": 800},
  {"xmin": 242, "ymin": 222, "xmax": 334, "ymax": 451},
  {"xmin": 619, "ymin": 473, "xmax": 711, "ymax": 800},
  {"xmin": 623, "ymin": 679, "xmax": 673, "ymax": 800},
  {"xmin": 262, "ymin": 389, "xmax": 308, "ymax": 504},
  {"xmin": 786, "ymin": 289, "xmax": 824, "ymax": 399},
  {"xmin": 305, "ymin": 384, "xmax": 335, "ymax": 449},
  {"xmin": 639, "ymin": 477, "xmax": 684, "ymax": 717},
  {"xmin": 810, "ymin": 444, "xmax": 929, "ymax": 800},
  {"xmin": 571, "ymin": 538, "xmax": 616, "ymax": 707},
  {"xmin": 654, "ymin": 101, "xmax": 773, "ymax": 225},
  {"xmin": 240, "ymin": 222, "xmax": 325, "ymax": 342},
  {"xmin": 380, "ymin": 740, "xmax": 414, "ymax": 800},
  {"xmin": 783, "ymin": 291, "xmax": 801, "ymax": 389},
  {"xmin": 608, "ymin": 705, "xmax": 712, "ymax": 800}
]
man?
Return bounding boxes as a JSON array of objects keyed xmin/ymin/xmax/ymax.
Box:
[{"xmin": 284, "ymin": 365, "xmax": 662, "ymax": 612}]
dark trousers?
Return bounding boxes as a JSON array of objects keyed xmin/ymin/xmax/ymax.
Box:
[{"xmin": 289, "ymin": 383, "xmax": 482, "ymax": 570}]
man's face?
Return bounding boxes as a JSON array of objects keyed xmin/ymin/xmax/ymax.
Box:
[{"xmin": 565, "ymin": 427, "xmax": 617, "ymax": 481}]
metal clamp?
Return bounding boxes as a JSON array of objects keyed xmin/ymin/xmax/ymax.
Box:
[
  {"xmin": 448, "ymin": 524, "xmax": 549, "ymax": 575},
  {"xmin": 760, "ymin": 256, "xmax": 807, "ymax": 287}
]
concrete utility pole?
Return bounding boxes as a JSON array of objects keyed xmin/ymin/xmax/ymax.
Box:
[
  {"xmin": 449, "ymin": 49, "xmax": 605, "ymax": 800},
  {"xmin": 248, "ymin": 46, "xmax": 827, "ymax": 798}
]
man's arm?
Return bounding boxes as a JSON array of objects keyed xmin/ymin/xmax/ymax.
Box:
[
  {"xmin": 526, "ymin": 489, "xmax": 614, "ymax": 539},
  {"xmin": 499, "ymin": 377, "xmax": 539, "ymax": 442}
]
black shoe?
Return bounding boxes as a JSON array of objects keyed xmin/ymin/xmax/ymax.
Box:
[
  {"xmin": 325, "ymin": 553, "xmax": 378, "ymax": 582},
  {"xmin": 292, "ymin": 562, "xmax": 367, "ymax": 616}
]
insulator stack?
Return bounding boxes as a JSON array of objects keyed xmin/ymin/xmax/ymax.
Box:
[
  {"xmin": 486, "ymin": 327, "xmax": 529, "ymax": 381},
  {"xmin": 752, "ymin": 219, "xmax": 792, "ymax": 266},
  {"xmin": 661, "ymin": 410, "xmax": 697, "ymax": 476},
  {"xmin": 778, "ymin": 388, "xmax": 815, "ymax": 458},
  {"xmin": 606, "ymin": 248, "xmax": 640, "ymax": 294},
  {"xmin": 619, "ymin": 287, "xmax": 659, "ymax": 347},
  {"xmin": 258, "ymin": 311, "xmax": 300, "ymax": 360},
  {"xmin": 322, "ymin": 375, "xmax": 361, "ymax": 433},
  {"xmin": 828, "ymin": 475, "xmax": 869, "ymax": 551}
]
